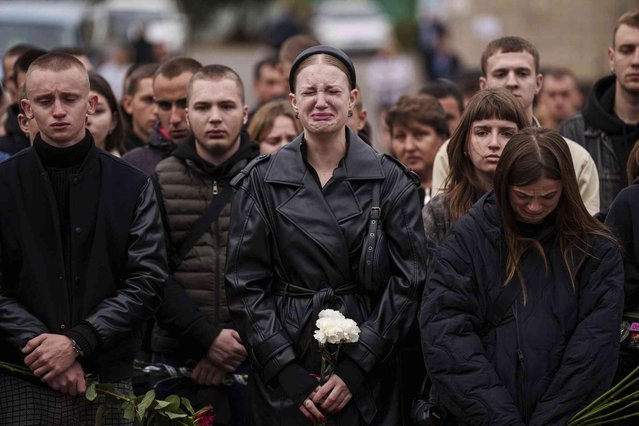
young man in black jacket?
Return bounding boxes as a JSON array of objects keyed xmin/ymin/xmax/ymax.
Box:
[
  {"xmin": 561, "ymin": 10, "xmax": 639, "ymax": 211},
  {"xmin": 0, "ymin": 52, "xmax": 168, "ymax": 424},
  {"xmin": 153, "ymin": 65, "xmax": 259, "ymax": 425},
  {"xmin": 122, "ymin": 57, "xmax": 202, "ymax": 176}
]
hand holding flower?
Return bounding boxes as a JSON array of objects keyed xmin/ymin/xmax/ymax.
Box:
[{"xmin": 312, "ymin": 374, "xmax": 352, "ymax": 414}]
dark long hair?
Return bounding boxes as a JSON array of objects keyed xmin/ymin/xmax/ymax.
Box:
[
  {"xmin": 89, "ymin": 72, "xmax": 125, "ymax": 154},
  {"xmin": 444, "ymin": 88, "xmax": 529, "ymax": 220},
  {"xmin": 494, "ymin": 127, "xmax": 615, "ymax": 303}
]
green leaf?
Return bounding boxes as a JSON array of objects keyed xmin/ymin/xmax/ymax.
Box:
[
  {"xmin": 154, "ymin": 400, "xmax": 171, "ymax": 409},
  {"xmin": 165, "ymin": 394, "xmax": 181, "ymax": 409},
  {"xmin": 94, "ymin": 403, "xmax": 107, "ymax": 426},
  {"xmin": 165, "ymin": 411, "xmax": 188, "ymax": 419},
  {"xmin": 123, "ymin": 402, "xmax": 136, "ymax": 420},
  {"xmin": 137, "ymin": 390, "xmax": 156, "ymax": 421},
  {"xmin": 180, "ymin": 396, "xmax": 194, "ymax": 414},
  {"xmin": 85, "ymin": 383, "xmax": 98, "ymax": 401}
]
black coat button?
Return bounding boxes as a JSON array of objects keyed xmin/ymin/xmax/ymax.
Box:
[
  {"xmin": 75, "ymin": 227, "xmax": 81, "ymax": 234},
  {"xmin": 72, "ymin": 177, "xmax": 79, "ymax": 184}
]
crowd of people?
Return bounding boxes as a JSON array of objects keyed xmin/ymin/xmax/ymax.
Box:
[{"xmin": 0, "ymin": 8, "xmax": 638, "ymax": 426}]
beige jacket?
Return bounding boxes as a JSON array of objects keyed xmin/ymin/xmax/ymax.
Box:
[{"xmin": 431, "ymin": 137, "xmax": 600, "ymax": 215}]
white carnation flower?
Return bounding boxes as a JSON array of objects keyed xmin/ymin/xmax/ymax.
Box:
[{"xmin": 314, "ymin": 309, "xmax": 360, "ymax": 345}]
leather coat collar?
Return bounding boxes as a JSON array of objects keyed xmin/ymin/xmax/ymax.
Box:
[{"xmin": 264, "ymin": 127, "xmax": 384, "ymax": 186}]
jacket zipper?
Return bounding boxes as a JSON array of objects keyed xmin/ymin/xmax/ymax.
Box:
[
  {"xmin": 214, "ymin": 181, "xmax": 220, "ymax": 328},
  {"xmin": 513, "ymin": 303, "xmax": 528, "ymax": 423}
]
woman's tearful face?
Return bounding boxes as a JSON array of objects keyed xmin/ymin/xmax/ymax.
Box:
[{"xmin": 290, "ymin": 63, "xmax": 355, "ymax": 136}]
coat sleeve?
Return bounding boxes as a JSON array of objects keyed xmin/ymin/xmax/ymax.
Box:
[
  {"xmin": 566, "ymin": 138, "xmax": 600, "ymax": 215},
  {"xmin": 420, "ymin": 231, "xmax": 525, "ymax": 426},
  {"xmin": 154, "ymin": 274, "xmax": 221, "ymax": 352},
  {"xmin": 605, "ymin": 187, "xmax": 639, "ymax": 311},
  {"xmin": 0, "ymin": 241, "xmax": 49, "ymax": 349},
  {"xmin": 79, "ymin": 178, "xmax": 168, "ymax": 349},
  {"xmin": 528, "ymin": 240, "xmax": 624, "ymax": 426},
  {"xmin": 224, "ymin": 176, "xmax": 299, "ymax": 384},
  {"xmin": 342, "ymin": 180, "xmax": 427, "ymax": 373}
]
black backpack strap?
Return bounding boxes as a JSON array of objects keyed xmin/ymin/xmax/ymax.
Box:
[
  {"xmin": 170, "ymin": 185, "xmax": 234, "ymax": 270},
  {"xmin": 362, "ymin": 181, "xmax": 381, "ymax": 287}
]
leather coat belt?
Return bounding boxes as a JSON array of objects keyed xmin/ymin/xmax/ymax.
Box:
[{"xmin": 272, "ymin": 279, "xmax": 359, "ymax": 364}]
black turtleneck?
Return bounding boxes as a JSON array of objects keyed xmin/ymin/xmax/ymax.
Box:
[
  {"xmin": 34, "ymin": 132, "xmax": 94, "ymax": 353},
  {"xmin": 515, "ymin": 210, "xmax": 558, "ymax": 242},
  {"xmin": 34, "ymin": 132, "xmax": 92, "ymax": 230}
]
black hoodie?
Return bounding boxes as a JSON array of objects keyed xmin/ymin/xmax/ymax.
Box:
[
  {"xmin": 583, "ymin": 74, "xmax": 639, "ymax": 174},
  {"xmin": 561, "ymin": 74, "xmax": 639, "ymax": 210},
  {"xmin": 172, "ymin": 129, "xmax": 259, "ymax": 180}
]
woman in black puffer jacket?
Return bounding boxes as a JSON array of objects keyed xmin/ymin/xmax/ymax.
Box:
[{"xmin": 420, "ymin": 127, "xmax": 624, "ymax": 425}]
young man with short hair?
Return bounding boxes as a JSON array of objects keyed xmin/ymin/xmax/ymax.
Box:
[
  {"xmin": 153, "ymin": 64, "xmax": 259, "ymax": 425},
  {"xmin": 561, "ymin": 10, "xmax": 639, "ymax": 211},
  {"xmin": 432, "ymin": 36, "xmax": 600, "ymax": 215},
  {"xmin": 421, "ymin": 79, "xmax": 465, "ymax": 135},
  {"xmin": 537, "ymin": 67, "xmax": 582, "ymax": 129},
  {"xmin": 0, "ymin": 48, "xmax": 47, "ymax": 157},
  {"xmin": 253, "ymin": 56, "xmax": 287, "ymax": 108},
  {"xmin": 0, "ymin": 52, "xmax": 167, "ymax": 424},
  {"xmin": 121, "ymin": 63, "xmax": 159, "ymax": 151},
  {"xmin": 123, "ymin": 57, "xmax": 201, "ymax": 176}
]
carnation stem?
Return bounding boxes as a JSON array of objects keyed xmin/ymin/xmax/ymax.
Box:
[
  {"xmin": 574, "ymin": 399, "xmax": 639, "ymax": 425},
  {"xmin": 569, "ymin": 365, "xmax": 639, "ymax": 424},
  {"xmin": 569, "ymin": 390, "xmax": 639, "ymax": 424}
]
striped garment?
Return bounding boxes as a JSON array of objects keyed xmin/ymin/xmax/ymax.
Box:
[{"xmin": 0, "ymin": 373, "xmax": 133, "ymax": 426}]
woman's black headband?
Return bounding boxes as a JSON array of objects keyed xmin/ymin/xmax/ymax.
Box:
[{"xmin": 288, "ymin": 45, "xmax": 356, "ymax": 93}]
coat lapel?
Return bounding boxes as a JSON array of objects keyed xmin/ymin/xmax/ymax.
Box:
[
  {"xmin": 266, "ymin": 137, "xmax": 351, "ymax": 276},
  {"xmin": 264, "ymin": 130, "xmax": 386, "ymax": 280}
]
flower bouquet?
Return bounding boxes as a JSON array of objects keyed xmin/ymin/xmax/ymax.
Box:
[
  {"xmin": 313, "ymin": 309, "xmax": 361, "ymax": 385},
  {"xmin": 568, "ymin": 365, "xmax": 639, "ymax": 425}
]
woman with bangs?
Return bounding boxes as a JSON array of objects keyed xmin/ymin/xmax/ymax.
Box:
[
  {"xmin": 422, "ymin": 88, "xmax": 528, "ymax": 263},
  {"xmin": 420, "ymin": 127, "xmax": 623, "ymax": 425}
]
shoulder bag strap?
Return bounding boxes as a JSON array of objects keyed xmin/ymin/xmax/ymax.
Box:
[
  {"xmin": 170, "ymin": 184, "xmax": 234, "ymax": 271},
  {"xmin": 362, "ymin": 181, "xmax": 381, "ymax": 287}
]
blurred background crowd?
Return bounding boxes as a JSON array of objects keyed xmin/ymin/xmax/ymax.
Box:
[{"xmin": 1, "ymin": 0, "xmax": 637, "ymax": 153}]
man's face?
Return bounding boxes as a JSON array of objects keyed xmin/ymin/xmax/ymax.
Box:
[
  {"xmin": 480, "ymin": 50, "xmax": 542, "ymax": 113},
  {"xmin": 22, "ymin": 66, "xmax": 96, "ymax": 147},
  {"xmin": 254, "ymin": 64, "xmax": 286, "ymax": 105},
  {"xmin": 3, "ymin": 54, "xmax": 19, "ymax": 103},
  {"xmin": 437, "ymin": 96, "xmax": 462, "ymax": 135},
  {"xmin": 609, "ymin": 24, "xmax": 639, "ymax": 95},
  {"xmin": 153, "ymin": 71, "xmax": 193, "ymax": 142},
  {"xmin": 123, "ymin": 77, "xmax": 157, "ymax": 141},
  {"xmin": 538, "ymin": 75, "xmax": 580, "ymax": 122},
  {"xmin": 186, "ymin": 78, "xmax": 247, "ymax": 164}
]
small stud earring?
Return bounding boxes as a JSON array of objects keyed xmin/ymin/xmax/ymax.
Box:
[
  {"xmin": 348, "ymin": 110, "xmax": 353, "ymax": 117},
  {"xmin": 295, "ymin": 111, "xmax": 299, "ymax": 119}
]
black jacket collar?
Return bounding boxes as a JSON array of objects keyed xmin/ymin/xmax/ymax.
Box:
[
  {"xmin": 264, "ymin": 127, "xmax": 384, "ymax": 185},
  {"xmin": 173, "ymin": 130, "xmax": 259, "ymax": 179}
]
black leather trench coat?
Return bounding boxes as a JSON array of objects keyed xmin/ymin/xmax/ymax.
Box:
[{"xmin": 225, "ymin": 130, "xmax": 427, "ymax": 425}]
